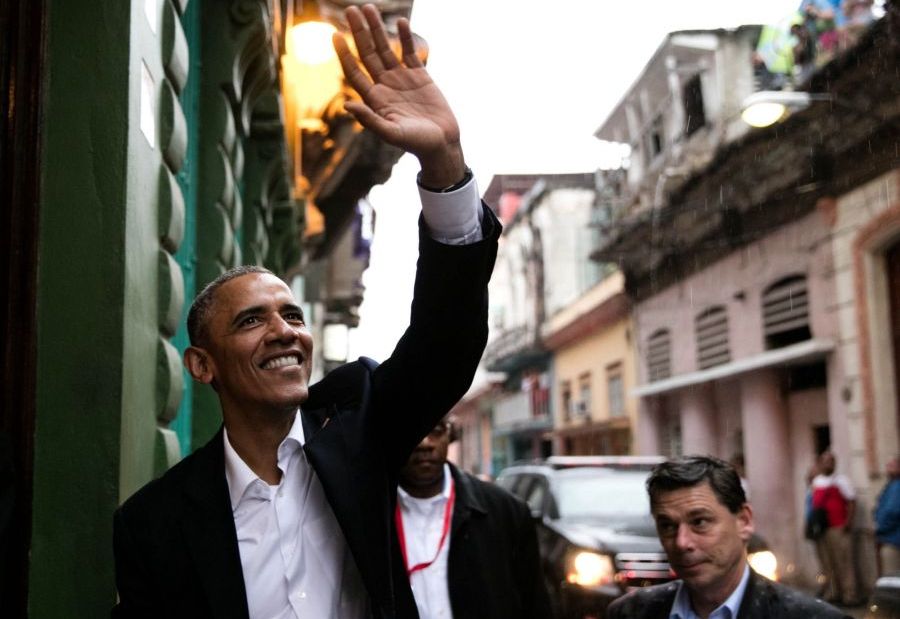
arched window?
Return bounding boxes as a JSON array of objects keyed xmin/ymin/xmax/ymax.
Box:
[
  {"xmin": 762, "ymin": 275, "xmax": 810, "ymax": 349},
  {"xmin": 646, "ymin": 329, "xmax": 672, "ymax": 381},
  {"xmin": 695, "ymin": 306, "xmax": 730, "ymax": 370}
]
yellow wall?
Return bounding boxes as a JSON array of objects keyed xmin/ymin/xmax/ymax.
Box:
[{"xmin": 552, "ymin": 316, "xmax": 638, "ymax": 430}]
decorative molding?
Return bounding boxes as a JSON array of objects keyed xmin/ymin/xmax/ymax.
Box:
[
  {"xmin": 162, "ymin": 0, "xmax": 189, "ymax": 93},
  {"xmin": 852, "ymin": 196, "xmax": 900, "ymax": 475},
  {"xmin": 154, "ymin": 0, "xmax": 190, "ymax": 471}
]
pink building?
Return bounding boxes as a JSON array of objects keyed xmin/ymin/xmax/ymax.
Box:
[
  {"xmin": 591, "ymin": 12, "xmax": 898, "ymax": 590},
  {"xmin": 630, "ymin": 210, "xmax": 839, "ymax": 585}
]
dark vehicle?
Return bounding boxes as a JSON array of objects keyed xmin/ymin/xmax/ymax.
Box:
[
  {"xmin": 865, "ymin": 573, "xmax": 900, "ymax": 618},
  {"xmin": 496, "ymin": 456, "xmax": 778, "ymax": 619}
]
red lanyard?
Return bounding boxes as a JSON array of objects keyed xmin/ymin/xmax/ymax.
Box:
[{"xmin": 395, "ymin": 478, "xmax": 456, "ymax": 578}]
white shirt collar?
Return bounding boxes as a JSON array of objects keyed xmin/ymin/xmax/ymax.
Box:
[
  {"xmin": 670, "ymin": 564, "xmax": 751, "ymax": 619},
  {"xmin": 397, "ymin": 463, "xmax": 453, "ymax": 511},
  {"xmin": 223, "ymin": 410, "xmax": 306, "ymax": 510}
]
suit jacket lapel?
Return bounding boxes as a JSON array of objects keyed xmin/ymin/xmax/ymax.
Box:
[
  {"xmin": 301, "ymin": 404, "xmax": 394, "ymax": 615},
  {"xmin": 446, "ymin": 466, "xmax": 487, "ymax": 618},
  {"xmin": 737, "ymin": 570, "xmax": 764, "ymax": 619},
  {"xmin": 449, "ymin": 465, "xmax": 486, "ymax": 536},
  {"xmin": 181, "ymin": 429, "xmax": 250, "ymax": 619}
]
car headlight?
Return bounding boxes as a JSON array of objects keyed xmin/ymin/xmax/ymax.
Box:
[
  {"xmin": 748, "ymin": 550, "xmax": 778, "ymax": 581},
  {"xmin": 566, "ymin": 550, "xmax": 615, "ymax": 587}
]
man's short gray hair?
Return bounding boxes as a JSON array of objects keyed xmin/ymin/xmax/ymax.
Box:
[{"xmin": 186, "ymin": 265, "xmax": 274, "ymax": 346}]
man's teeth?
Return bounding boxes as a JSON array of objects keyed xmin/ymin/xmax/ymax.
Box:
[{"xmin": 262, "ymin": 355, "xmax": 299, "ymax": 369}]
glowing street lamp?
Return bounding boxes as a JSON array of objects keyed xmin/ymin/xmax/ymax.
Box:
[
  {"xmin": 278, "ymin": 1, "xmax": 429, "ymax": 239},
  {"xmin": 280, "ymin": 2, "xmax": 346, "ymax": 238},
  {"xmin": 740, "ymin": 91, "xmax": 833, "ymax": 128}
]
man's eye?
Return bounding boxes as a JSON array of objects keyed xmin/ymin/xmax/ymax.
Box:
[
  {"xmin": 284, "ymin": 312, "xmax": 305, "ymax": 324},
  {"xmin": 239, "ymin": 316, "xmax": 260, "ymax": 327},
  {"xmin": 692, "ymin": 518, "xmax": 711, "ymax": 530},
  {"xmin": 657, "ymin": 522, "xmax": 676, "ymax": 536}
]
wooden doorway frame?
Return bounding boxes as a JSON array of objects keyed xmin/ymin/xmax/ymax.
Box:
[{"xmin": 1, "ymin": 0, "xmax": 44, "ymax": 614}]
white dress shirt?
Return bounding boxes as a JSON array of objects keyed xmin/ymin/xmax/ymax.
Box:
[
  {"xmin": 396, "ymin": 464, "xmax": 455, "ymax": 619},
  {"xmin": 224, "ymin": 415, "xmax": 368, "ymax": 619},
  {"xmin": 223, "ymin": 177, "xmax": 481, "ymax": 618},
  {"xmin": 418, "ymin": 175, "xmax": 483, "ymax": 245},
  {"xmin": 669, "ymin": 565, "xmax": 750, "ymax": 619}
]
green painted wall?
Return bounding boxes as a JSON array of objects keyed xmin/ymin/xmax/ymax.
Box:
[
  {"xmin": 30, "ymin": 0, "xmax": 131, "ymax": 614},
  {"xmin": 29, "ymin": 0, "xmax": 297, "ymax": 612},
  {"xmin": 30, "ymin": 0, "xmax": 191, "ymax": 613}
]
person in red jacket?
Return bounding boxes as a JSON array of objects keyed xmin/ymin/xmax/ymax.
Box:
[{"xmin": 810, "ymin": 449, "xmax": 861, "ymax": 606}]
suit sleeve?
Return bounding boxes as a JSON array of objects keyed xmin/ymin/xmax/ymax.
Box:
[
  {"xmin": 606, "ymin": 600, "xmax": 623, "ymax": 619},
  {"xmin": 515, "ymin": 499, "xmax": 554, "ymax": 619},
  {"xmin": 371, "ymin": 205, "xmax": 501, "ymax": 472},
  {"xmin": 111, "ymin": 508, "xmax": 160, "ymax": 618}
]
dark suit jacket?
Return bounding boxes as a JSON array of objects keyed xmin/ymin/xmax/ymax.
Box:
[
  {"xmin": 607, "ymin": 569, "xmax": 851, "ymax": 619},
  {"xmin": 112, "ymin": 209, "xmax": 500, "ymax": 619},
  {"xmin": 443, "ymin": 465, "xmax": 552, "ymax": 619}
]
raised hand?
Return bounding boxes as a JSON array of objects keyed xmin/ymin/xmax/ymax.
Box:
[{"xmin": 333, "ymin": 4, "xmax": 465, "ymax": 188}]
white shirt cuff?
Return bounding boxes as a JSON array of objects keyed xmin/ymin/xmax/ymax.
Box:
[{"xmin": 418, "ymin": 176, "xmax": 484, "ymax": 245}]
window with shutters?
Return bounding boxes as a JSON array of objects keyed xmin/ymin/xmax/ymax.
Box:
[
  {"xmin": 606, "ymin": 362, "xmax": 625, "ymax": 417},
  {"xmin": 646, "ymin": 329, "xmax": 672, "ymax": 381},
  {"xmin": 577, "ymin": 373, "xmax": 592, "ymax": 417},
  {"xmin": 695, "ymin": 306, "xmax": 730, "ymax": 370},
  {"xmin": 659, "ymin": 407, "xmax": 682, "ymax": 458},
  {"xmin": 762, "ymin": 275, "xmax": 811, "ymax": 349},
  {"xmin": 561, "ymin": 380, "xmax": 573, "ymax": 422}
]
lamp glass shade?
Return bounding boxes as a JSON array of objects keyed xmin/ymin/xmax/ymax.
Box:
[
  {"xmin": 288, "ymin": 21, "xmax": 338, "ymax": 65},
  {"xmin": 282, "ymin": 20, "xmax": 344, "ymax": 128},
  {"xmin": 741, "ymin": 101, "xmax": 788, "ymax": 128}
]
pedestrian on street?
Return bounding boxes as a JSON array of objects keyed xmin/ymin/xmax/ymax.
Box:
[
  {"xmin": 396, "ymin": 417, "xmax": 551, "ymax": 619},
  {"xmin": 811, "ymin": 449, "xmax": 862, "ymax": 606},
  {"xmin": 875, "ymin": 455, "xmax": 900, "ymax": 576},
  {"xmin": 111, "ymin": 4, "xmax": 500, "ymax": 618},
  {"xmin": 607, "ymin": 455, "xmax": 850, "ymax": 619}
]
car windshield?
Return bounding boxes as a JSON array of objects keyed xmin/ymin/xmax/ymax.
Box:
[{"xmin": 554, "ymin": 469, "xmax": 652, "ymax": 519}]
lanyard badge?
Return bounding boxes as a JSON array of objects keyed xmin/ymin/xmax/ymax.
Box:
[{"xmin": 395, "ymin": 478, "xmax": 457, "ymax": 578}]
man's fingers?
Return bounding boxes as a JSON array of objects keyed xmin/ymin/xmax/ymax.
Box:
[
  {"xmin": 362, "ymin": 4, "xmax": 401, "ymax": 70},
  {"xmin": 345, "ymin": 5, "xmax": 386, "ymax": 78},
  {"xmin": 397, "ymin": 18, "xmax": 423, "ymax": 68},
  {"xmin": 344, "ymin": 101, "xmax": 399, "ymax": 144},
  {"xmin": 333, "ymin": 32, "xmax": 374, "ymax": 97}
]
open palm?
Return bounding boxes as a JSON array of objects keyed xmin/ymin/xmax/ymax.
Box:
[{"xmin": 334, "ymin": 5, "xmax": 462, "ymax": 170}]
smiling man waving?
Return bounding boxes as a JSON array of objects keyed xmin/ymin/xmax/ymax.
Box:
[{"xmin": 111, "ymin": 5, "xmax": 499, "ymax": 618}]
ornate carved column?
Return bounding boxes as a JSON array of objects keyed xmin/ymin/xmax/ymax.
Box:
[
  {"xmin": 154, "ymin": 0, "xmax": 191, "ymax": 471},
  {"xmin": 192, "ymin": 0, "xmax": 299, "ymax": 444}
]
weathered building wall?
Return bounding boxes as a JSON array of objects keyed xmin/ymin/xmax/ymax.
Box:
[{"xmin": 631, "ymin": 209, "xmax": 841, "ymax": 585}]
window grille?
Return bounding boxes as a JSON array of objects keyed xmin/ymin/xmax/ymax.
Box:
[
  {"xmin": 577, "ymin": 373, "xmax": 592, "ymax": 417},
  {"xmin": 561, "ymin": 381, "xmax": 573, "ymax": 422},
  {"xmin": 606, "ymin": 362, "xmax": 625, "ymax": 417},
  {"xmin": 647, "ymin": 329, "xmax": 672, "ymax": 381},
  {"xmin": 695, "ymin": 306, "xmax": 730, "ymax": 369},
  {"xmin": 763, "ymin": 275, "xmax": 811, "ymax": 349}
]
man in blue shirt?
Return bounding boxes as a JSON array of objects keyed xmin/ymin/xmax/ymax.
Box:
[
  {"xmin": 608, "ymin": 456, "xmax": 849, "ymax": 619},
  {"xmin": 875, "ymin": 456, "xmax": 900, "ymax": 575}
]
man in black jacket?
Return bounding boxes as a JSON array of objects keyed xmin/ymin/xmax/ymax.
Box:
[
  {"xmin": 608, "ymin": 456, "xmax": 850, "ymax": 619},
  {"xmin": 396, "ymin": 418, "xmax": 551, "ymax": 619},
  {"xmin": 112, "ymin": 4, "xmax": 499, "ymax": 618}
]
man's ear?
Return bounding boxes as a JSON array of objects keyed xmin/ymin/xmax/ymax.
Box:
[
  {"xmin": 738, "ymin": 503, "xmax": 755, "ymax": 543},
  {"xmin": 184, "ymin": 346, "xmax": 215, "ymax": 384}
]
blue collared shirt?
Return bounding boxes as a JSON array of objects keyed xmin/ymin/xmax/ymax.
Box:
[{"xmin": 669, "ymin": 565, "xmax": 751, "ymax": 619}]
